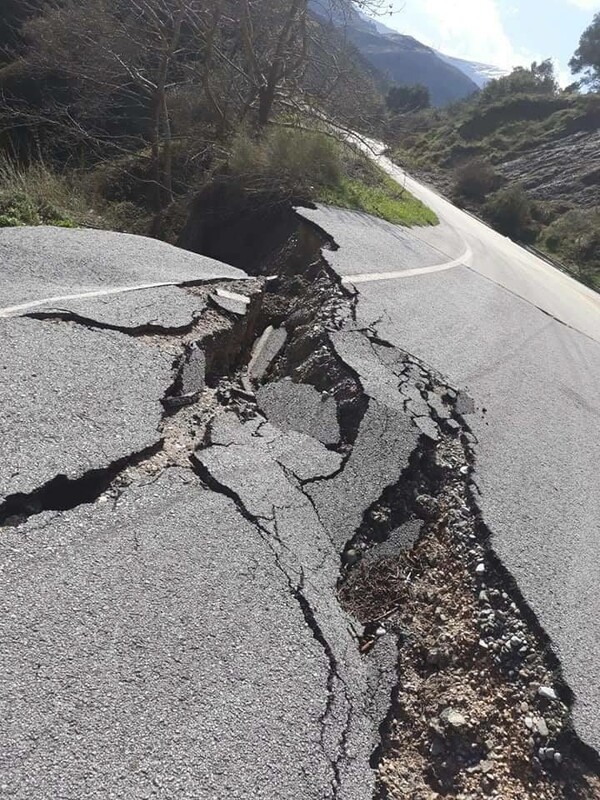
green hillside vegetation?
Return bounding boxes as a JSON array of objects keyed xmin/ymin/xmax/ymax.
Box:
[
  {"xmin": 395, "ymin": 91, "xmax": 599, "ymax": 172},
  {"xmin": 388, "ymin": 47, "xmax": 600, "ymax": 290}
]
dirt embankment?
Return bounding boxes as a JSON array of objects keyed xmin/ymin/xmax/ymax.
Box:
[{"xmin": 498, "ymin": 129, "xmax": 600, "ymax": 209}]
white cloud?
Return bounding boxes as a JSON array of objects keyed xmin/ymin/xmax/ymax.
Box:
[
  {"xmin": 389, "ymin": 0, "xmax": 537, "ymax": 70},
  {"xmin": 565, "ymin": 0, "xmax": 599, "ymax": 10}
]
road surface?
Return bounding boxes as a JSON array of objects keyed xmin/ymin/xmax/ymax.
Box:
[
  {"xmin": 1, "ymin": 167, "xmax": 599, "ymax": 799},
  {"xmin": 0, "ymin": 227, "xmax": 399, "ymax": 799},
  {"xmin": 299, "ymin": 145, "xmax": 600, "ymax": 756}
]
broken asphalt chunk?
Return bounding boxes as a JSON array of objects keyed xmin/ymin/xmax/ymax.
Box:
[
  {"xmin": 163, "ymin": 345, "xmax": 206, "ymax": 410},
  {"xmin": 209, "ymin": 288, "xmax": 251, "ymax": 317},
  {"xmin": 256, "ymin": 379, "xmax": 340, "ymax": 446},
  {"xmin": 247, "ymin": 325, "xmax": 288, "ymax": 383}
]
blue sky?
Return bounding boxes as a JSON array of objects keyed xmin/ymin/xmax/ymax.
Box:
[{"xmin": 380, "ymin": 0, "xmax": 599, "ymax": 83}]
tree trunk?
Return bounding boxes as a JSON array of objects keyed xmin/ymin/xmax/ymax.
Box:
[
  {"xmin": 150, "ymin": 88, "xmax": 163, "ymax": 213},
  {"xmin": 162, "ymin": 92, "xmax": 174, "ymax": 203},
  {"xmin": 258, "ymin": 84, "xmax": 277, "ymax": 127}
]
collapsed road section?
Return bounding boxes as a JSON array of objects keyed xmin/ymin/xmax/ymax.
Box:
[{"xmin": 0, "ymin": 221, "xmax": 599, "ymax": 799}]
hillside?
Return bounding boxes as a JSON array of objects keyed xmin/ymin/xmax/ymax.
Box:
[
  {"xmin": 343, "ymin": 26, "xmax": 480, "ymax": 106},
  {"xmin": 0, "ymin": 0, "xmax": 443, "ymax": 243},
  {"xmin": 349, "ymin": 11, "xmax": 509, "ymax": 93},
  {"xmin": 435, "ymin": 53, "xmax": 510, "ymax": 89},
  {"xmin": 390, "ymin": 80, "xmax": 600, "ymax": 290},
  {"xmin": 310, "ymin": 2, "xmax": 480, "ymax": 106}
]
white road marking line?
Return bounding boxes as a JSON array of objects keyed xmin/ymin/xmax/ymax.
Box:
[
  {"xmin": 0, "ymin": 281, "xmax": 186, "ymax": 318},
  {"xmin": 342, "ymin": 244, "xmax": 473, "ymax": 285}
]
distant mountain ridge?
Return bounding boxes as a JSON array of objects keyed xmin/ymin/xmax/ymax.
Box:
[
  {"xmin": 352, "ymin": 11, "xmax": 510, "ymax": 91},
  {"xmin": 310, "ymin": 2, "xmax": 507, "ymax": 106},
  {"xmin": 433, "ymin": 52, "xmax": 510, "ymax": 89}
]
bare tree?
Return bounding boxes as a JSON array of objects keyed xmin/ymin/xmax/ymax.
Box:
[
  {"xmin": 22, "ymin": 0, "xmax": 205, "ymax": 209},
  {"xmin": 5, "ymin": 0, "xmax": 389, "ymax": 213}
]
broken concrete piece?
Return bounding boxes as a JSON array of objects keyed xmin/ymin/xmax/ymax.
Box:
[
  {"xmin": 413, "ymin": 415, "xmax": 441, "ymax": 442},
  {"xmin": 180, "ymin": 346, "xmax": 206, "ymax": 397},
  {"xmin": 364, "ymin": 520, "xmax": 422, "ymax": 563},
  {"xmin": 210, "ymin": 288, "xmax": 251, "ymax": 317},
  {"xmin": 330, "ymin": 329, "xmax": 405, "ymax": 413},
  {"xmin": 440, "ymin": 708, "xmax": 467, "ymax": 729},
  {"xmin": 247, "ymin": 325, "xmax": 287, "ymax": 383},
  {"xmin": 256, "ymin": 379, "xmax": 340, "ymax": 445},
  {"xmin": 306, "ymin": 399, "xmax": 419, "ymax": 549},
  {"xmin": 163, "ymin": 346, "xmax": 206, "ymax": 410}
]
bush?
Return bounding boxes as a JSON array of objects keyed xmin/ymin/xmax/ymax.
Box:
[
  {"xmin": 227, "ymin": 127, "xmax": 342, "ymax": 196},
  {"xmin": 386, "ymin": 84, "xmax": 430, "ymax": 114},
  {"xmin": 226, "ymin": 127, "xmax": 437, "ymax": 227},
  {"xmin": 540, "ymin": 208, "xmax": 600, "ymax": 289},
  {"xmin": 0, "ymin": 158, "xmax": 81, "ymax": 227},
  {"xmin": 483, "ymin": 184, "xmax": 539, "ymax": 242},
  {"xmin": 453, "ymin": 157, "xmax": 500, "ymax": 202}
]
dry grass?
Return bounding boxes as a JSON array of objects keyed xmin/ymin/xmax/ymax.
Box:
[
  {"xmin": 0, "ymin": 155, "xmax": 146, "ymax": 232},
  {"xmin": 0, "ymin": 157, "xmax": 83, "ymax": 227}
]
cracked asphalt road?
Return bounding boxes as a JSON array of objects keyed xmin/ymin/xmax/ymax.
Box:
[
  {"xmin": 0, "ymin": 470, "xmax": 335, "ymax": 799},
  {"xmin": 299, "ymin": 187, "xmax": 600, "ymax": 756},
  {"xmin": 0, "ymin": 226, "xmax": 246, "ymax": 313},
  {"xmin": 1, "ymin": 190, "xmax": 599, "ymax": 800},
  {"xmin": 0, "ymin": 316, "xmax": 173, "ymax": 502},
  {"xmin": 0, "ymin": 225, "xmax": 407, "ymax": 798}
]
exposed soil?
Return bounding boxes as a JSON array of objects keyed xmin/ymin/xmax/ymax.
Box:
[{"xmin": 340, "ymin": 420, "xmax": 600, "ymax": 800}]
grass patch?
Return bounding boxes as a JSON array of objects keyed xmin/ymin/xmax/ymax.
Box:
[
  {"xmin": 228, "ymin": 126, "xmax": 438, "ymax": 227},
  {"xmin": 316, "ymin": 144, "xmax": 438, "ymax": 226},
  {"xmin": 0, "ymin": 157, "xmax": 89, "ymax": 228},
  {"xmin": 318, "ymin": 174, "xmax": 438, "ymax": 226},
  {"xmin": 0, "ymin": 155, "xmax": 154, "ymax": 233}
]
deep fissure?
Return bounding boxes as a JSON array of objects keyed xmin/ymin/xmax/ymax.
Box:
[
  {"xmin": 4, "ymin": 201, "xmax": 599, "ymax": 797},
  {"xmin": 334, "ymin": 354, "xmax": 600, "ymax": 798},
  {"xmin": 0, "ymin": 441, "xmax": 162, "ymax": 528}
]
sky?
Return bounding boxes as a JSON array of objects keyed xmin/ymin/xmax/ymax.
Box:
[{"xmin": 380, "ymin": 0, "xmax": 599, "ymax": 84}]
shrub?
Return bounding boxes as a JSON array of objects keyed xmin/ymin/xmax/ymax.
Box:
[
  {"xmin": 541, "ymin": 207, "xmax": 600, "ymax": 289},
  {"xmin": 227, "ymin": 127, "xmax": 342, "ymax": 196},
  {"xmin": 483, "ymin": 184, "xmax": 539, "ymax": 242},
  {"xmin": 386, "ymin": 84, "xmax": 431, "ymax": 114},
  {"xmin": 453, "ymin": 157, "xmax": 500, "ymax": 203}
]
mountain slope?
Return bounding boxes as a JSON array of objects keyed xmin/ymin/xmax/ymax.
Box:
[
  {"xmin": 351, "ymin": 12, "xmax": 507, "ymax": 91},
  {"xmin": 435, "ymin": 53, "xmax": 510, "ymax": 89},
  {"xmin": 349, "ymin": 27, "xmax": 480, "ymax": 106},
  {"xmin": 393, "ymin": 90, "xmax": 600, "ymax": 289},
  {"xmin": 310, "ymin": 2, "xmax": 480, "ymax": 106}
]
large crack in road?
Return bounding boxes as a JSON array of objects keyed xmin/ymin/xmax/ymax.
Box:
[{"xmin": 0, "ymin": 219, "xmax": 599, "ymax": 798}]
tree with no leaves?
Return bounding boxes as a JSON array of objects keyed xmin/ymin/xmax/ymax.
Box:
[
  {"xmin": 22, "ymin": 0, "xmax": 202, "ymax": 210},
  {"xmin": 11, "ymin": 0, "xmax": 384, "ymax": 213}
]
